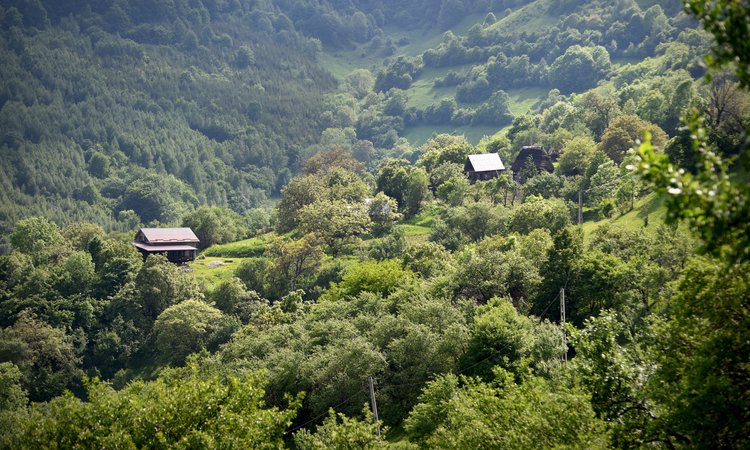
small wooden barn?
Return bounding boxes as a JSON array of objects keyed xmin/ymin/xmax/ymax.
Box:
[
  {"xmin": 464, "ymin": 153, "xmax": 506, "ymax": 183},
  {"xmin": 133, "ymin": 228, "xmax": 199, "ymax": 263},
  {"xmin": 511, "ymin": 145, "xmax": 554, "ymax": 181}
]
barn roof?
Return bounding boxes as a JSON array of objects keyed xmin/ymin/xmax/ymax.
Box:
[
  {"xmin": 511, "ymin": 146, "xmax": 554, "ymax": 176},
  {"xmin": 136, "ymin": 228, "xmax": 199, "ymax": 244},
  {"xmin": 466, "ymin": 153, "xmax": 505, "ymax": 172}
]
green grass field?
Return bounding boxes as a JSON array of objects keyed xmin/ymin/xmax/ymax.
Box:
[
  {"xmin": 320, "ymin": 13, "xmax": 486, "ymax": 82},
  {"xmin": 393, "ymin": 13, "xmax": 487, "ymax": 57},
  {"xmin": 506, "ymin": 87, "xmax": 547, "ymax": 116},
  {"xmin": 580, "ymin": 193, "xmax": 669, "ymax": 243},
  {"xmin": 404, "ymin": 124, "xmax": 501, "ymax": 145},
  {"xmin": 405, "ymin": 65, "xmax": 472, "ymax": 109},
  {"xmin": 487, "ymin": 0, "xmax": 556, "ymax": 34},
  {"xmin": 188, "ymin": 257, "xmax": 248, "ymax": 291}
]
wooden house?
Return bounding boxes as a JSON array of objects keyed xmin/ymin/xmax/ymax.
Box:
[
  {"xmin": 133, "ymin": 228, "xmax": 199, "ymax": 263},
  {"xmin": 511, "ymin": 145, "xmax": 554, "ymax": 182},
  {"xmin": 464, "ymin": 153, "xmax": 506, "ymax": 183}
]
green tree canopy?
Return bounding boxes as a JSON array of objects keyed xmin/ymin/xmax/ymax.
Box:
[
  {"xmin": 4, "ymin": 366, "xmax": 300, "ymax": 449},
  {"xmin": 154, "ymin": 300, "xmax": 228, "ymax": 365},
  {"xmin": 0, "ymin": 310, "xmax": 82, "ymax": 402},
  {"xmin": 599, "ymin": 115, "xmax": 667, "ymax": 163},
  {"xmin": 182, "ymin": 206, "xmax": 246, "ymax": 250}
]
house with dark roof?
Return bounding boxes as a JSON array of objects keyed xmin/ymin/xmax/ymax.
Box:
[
  {"xmin": 511, "ymin": 145, "xmax": 554, "ymax": 182},
  {"xmin": 464, "ymin": 153, "xmax": 506, "ymax": 183},
  {"xmin": 133, "ymin": 228, "xmax": 199, "ymax": 263}
]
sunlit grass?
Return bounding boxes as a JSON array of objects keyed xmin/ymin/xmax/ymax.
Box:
[
  {"xmin": 487, "ymin": 0, "xmax": 556, "ymax": 34},
  {"xmin": 506, "ymin": 86, "xmax": 547, "ymax": 116},
  {"xmin": 404, "ymin": 124, "xmax": 500, "ymax": 146},
  {"xmin": 580, "ymin": 193, "xmax": 670, "ymax": 244},
  {"xmin": 188, "ymin": 257, "xmax": 248, "ymax": 291}
]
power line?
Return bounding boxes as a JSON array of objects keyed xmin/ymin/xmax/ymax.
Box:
[
  {"xmin": 284, "ymin": 386, "xmax": 368, "ymax": 436},
  {"xmin": 284, "ymin": 329, "xmax": 524, "ymax": 435},
  {"xmin": 537, "ymin": 289, "xmax": 561, "ymax": 321},
  {"xmin": 369, "ymin": 376, "xmax": 381, "ymax": 436},
  {"xmin": 560, "ymin": 287, "xmax": 567, "ymax": 363}
]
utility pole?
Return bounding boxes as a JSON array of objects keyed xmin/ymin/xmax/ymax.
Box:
[
  {"xmin": 368, "ymin": 376, "xmax": 381, "ymax": 436},
  {"xmin": 577, "ymin": 188, "xmax": 583, "ymax": 225},
  {"xmin": 560, "ymin": 287, "xmax": 567, "ymax": 362}
]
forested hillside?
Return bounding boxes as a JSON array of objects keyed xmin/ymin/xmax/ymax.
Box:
[
  {"xmin": 1, "ymin": 0, "xmax": 750, "ymax": 448},
  {"xmin": 0, "ymin": 0, "xmax": 523, "ymax": 237},
  {"xmin": 0, "ymin": 0, "xmax": 712, "ymax": 241},
  {"xmin": 0, "ymin": 0, "xmax": 340, "ymax": 237}
]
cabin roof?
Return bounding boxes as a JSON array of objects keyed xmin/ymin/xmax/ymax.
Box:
[
  {"xmin": 511, "ymin": 146, "xmax": 554, "ymax": 175},
  {"xmin": 136, "ymin": 227, "xmax": 199, "ymax": 244},
  {"xmin": 466, "ymin": 153, "xmax": 505, "ymax": 172}
]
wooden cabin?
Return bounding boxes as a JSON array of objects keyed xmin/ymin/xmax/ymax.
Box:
[
  {"xmin": 511, "ymin": 145, "xmax": 554, "ymax": 182},
  {"xmin": 133, "ymin": 228, "xmax": 199, "ymax": 263},
  {"xmin": 464, "ymin": 153, "xmax": 506, "ymax": 183}
]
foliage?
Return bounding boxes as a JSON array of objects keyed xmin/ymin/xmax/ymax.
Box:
[
  {"xmin": 406, "ymin": 370, "xmax": 609, "ymax": 449},
  {"xmin": 298, "ymin": 199, "xmax": 371, "ymax": 255},
  {"xmin": 234, "ymin": 257, "xmax": 270, "ymax": 297},
  {"xmin": 200, "ymin": 236, "xmax": 267, "ymax": 258},
  {"xmin": 0, "ymin": 1, "xmax": 743, "ymax": 446},
  {"xmin": 684, "ymin": 0, "xmax": 750, "ymax": 87},
  {"xmin": 294, "ymin": 407, "xmax": 388, "ymax": 449},
  {"xmin": 0, "ymin": 362, "xmax": 27, "ymax": 412},
  {"xmin": 154, "ymin": 300, "xmax": 230, "ymax": 365},
  {"xmin": 600, "ymin": 115, "xmax": 667, "ymax": 164},
  {"xmin": 533, "ymin": 226, "xmax": 583, "ymax": 322},
  {"xmin": 0, "ymin": 310, "xmax": 82, "ymax": 402},
  {"xmin": 368, "ymin": 227, "xmax": 407, "ymax": 261},
  {"xmin": 375, "ymin": 158, "xmax": 413, "ymax": 209},
  {"xmin": 471, "ymin": 91, "xmax": 513, "ymax": 126},
  {"xmin": 367, "ymin": 192, "xmax": 402, "ymax": 236},
  {"xmin": 326, "ymin": 260, "xmax": 415, "ymax": 300},
  {"xmin": 0, "ymin": 0, "xmax": 340, "ymax": 230},
  {"xmin": 182, "ymin": 206, "xmax": 246, "ymax": 250},
  {"xmin": 119, "ymin": 172, "xmax": 198, "ymax": 224},
  {"xmin": 265, "ymin": 233, "xmax": 325, "ymax": 292},
  {"xmin": 508, "ymin": 197, "xmax": 570, "ymax": 235},
  {"xmin": 558, "ymin": 136, "xmax": 597, "ymax": 176},
  {"xmin": 302, "ymin": 147, "xmax": 365, "ymax": 176},
  {"xmin": 212, "ymin": 277, "xmax": 267, "ymax": 323},
  {"xmin": 435, "ymin": 176, "xmax": 470, "ymax": 206},
  {"xmin": 404, "ymin": 168, "xmax": 431, "ymax": 217},
  {"xmin": 635, "ymin": 123, "xmax": 750, "ymax": 263},
  {"xmin": 402, "ymin": 242, "xmax": 454, "ymax": 279},
  {"xmin": 453, "ymin": 235, "xmax": 546, "ymax": 311},
  {"xmin": 549, "ymin": 45, "xmax": 612, "ymax": 93},
  {"xmin": 461, "ymin": 298, "xmax": 563, "ymax": 380},
  {"xmin": 4, "ymin": 366, "xmax": 300, "ymax": 449},
  {"xmin": 275, "ymin": 175, "xmax": 327, "ymax": 233},
  {"xmin": 648, "ymin": 258, "xmax": 750, "ymax": 448},
  {"xmin": 8, "ymin": 217, "xmax": 65, "ymax": 265},
  {"xmin": 135, "ymin": 254, "xmax": 203, "ymax": 321},
  {"xmin": 418, "ymin": 134, "xmax": 473, "ymax": 174},
  {"xmin": 522, "ymin": 171, "xmax": 563, "ymax": 199}
]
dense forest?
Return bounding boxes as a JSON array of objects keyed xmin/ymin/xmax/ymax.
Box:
[
  {"xmin": 0, "ymin": 0, "xmax": 722, "ymax": 238},
  {"xmin": 1, "ymin": 0, "xmax": 750, "ymax": 448}
]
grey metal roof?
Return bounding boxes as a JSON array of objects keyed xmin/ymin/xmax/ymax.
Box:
[
  {"xmin": 467, "ymin": 153, "xmax": 505, "ymax": 172},
  {"xmin": 136, "ymin": 228, "xmax": 199, "ymax": 244}
]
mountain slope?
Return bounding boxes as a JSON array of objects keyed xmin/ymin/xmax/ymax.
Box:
[{"xmin": 0, "ymin": 0, "xmax": 703, "ymax": 239}]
